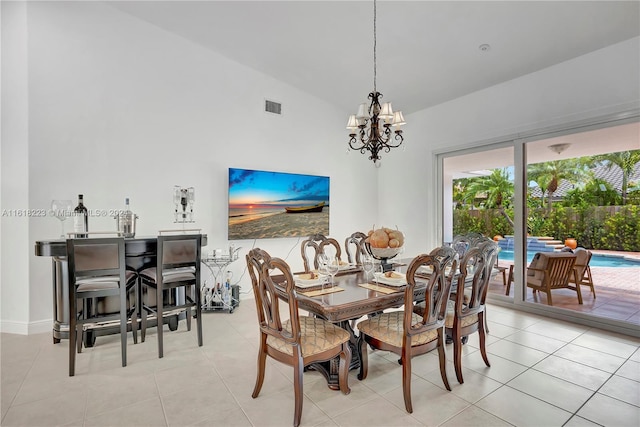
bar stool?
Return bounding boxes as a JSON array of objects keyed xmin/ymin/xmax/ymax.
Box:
[
  {"xmin": 66, "ymin": 237, "xmax": 134, "ymax": 376},
  {"xmin": 139, "ymin": 233, "xmax": 203, "ymax": 358}
]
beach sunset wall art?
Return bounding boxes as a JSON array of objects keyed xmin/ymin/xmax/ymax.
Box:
[{"xmin": 228, "ymin": 168, "xmax": 330, "ymax": 240}]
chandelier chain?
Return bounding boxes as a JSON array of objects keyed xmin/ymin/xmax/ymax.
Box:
[{"xmin": 373, "ymin": 0, "xmax": 377, "ymax": 93}]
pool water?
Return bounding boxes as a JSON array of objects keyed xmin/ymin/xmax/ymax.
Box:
[{"xmin": 497, "ymin": 249, "xmax": 640, "ymax": 268}]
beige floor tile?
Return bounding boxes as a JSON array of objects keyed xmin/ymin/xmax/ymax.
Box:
[
  {"xmin": 84, "ymin": 396, "xmax": 167, "ymax": 427},
  {"xmin": 304, "ymin": 375, "xmax": 377, "ymax": 417},
  {"xmin": 598, "ymin": 374, "xmax": 640, "ymax": 407},
  {"xmin": 564, "ymin": 415, "xmax": 604, "ymax": 427},
  {"xmin": 486, "ymin": 338, "xmax": 549, "ymax": 366},
  {"xmin": 162, "ymin": 380, "xmax": 241, "ymax": 426},
  {"xmin": 523, "ymin": 318, "xmax": 589, "ymax": 342},
  {"xmin": 506, "ymin": 369, "xmax": 595, "ymax": 412},
  {"xmin": 191, "ymin": 407, "xmax": 253, "ymax": 426},
  {"xmin": 462, "ymin": 353, "xmax": 527, "ymax": 384},
  {"xmin": 241, "ymin": 389, "xmax": 330, "ymax": 427},
  {"xmin": 440, "ymin": 405, "xmax": 512, "ymax": 427},
  {"xmin": 446, "ymin": 368, "xmax": 508, "ymax": 404},
  {"xmin": 85, "ymin": 370, "xmax": 160, "ymax": 418},
  {"xmin": 485, "ymin": 310, "xmax": 544, "ymax": 330},
  {"xmin": 617, "ymin": 359, "xmax": 640, "ymax": 382},
  {"xmin": 476, "ymin": 385, "xmax": 572, "ymax": 427},
  {"xmin": 572, "ymin": 331, "xmax": 639, "ymax": 358},
  {"xmin": 480, "ymin": 320, "xmax": 520, "ymax": 339},
  {"xmin": 153, "ymin": 360, "xmax": 221, "ymax": 397},
  {"xmin": 381, "ymin": 376, "xmax": 472, "ymax": 426},
  {"xmin": 576, "ymin": 393, "xmax": 640, "ymax": 427},
  {"xmin": 503, "ymin": 330, "xmax": 568, "ymax": 353},
  {"xmin": 532, "ymin": 354, "xmax": 612, "ymax": 391},
  {"xmin": 331, "ymin": 396, "xmax": 422, "ymax": 427},
  {"xmin": 1, "ymin": 389, "xmax": 88, "ymax": 427},
  {"xmin": 554, "ymin": 343, "xmax": 627, "ymax": 373}
]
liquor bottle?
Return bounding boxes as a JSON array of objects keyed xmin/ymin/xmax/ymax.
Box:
[
  {"xmin": 73, "ymin": 194, "xmax": 88, "ymax": 238},
  {"xmin": 224, "ymin": 274, "xmax": 231, "ymax": 306},
  {"xmin": 118, "ymin": 197, "xmax": 133, "ymax": 237}
]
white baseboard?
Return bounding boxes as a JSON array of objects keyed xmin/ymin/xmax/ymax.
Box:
[{"xmin": 0, "ymin": 319, "xmax": 51, "ymax": 335}]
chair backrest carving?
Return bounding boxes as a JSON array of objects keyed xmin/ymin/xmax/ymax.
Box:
[
  {"xmin": 405, "ymin": 247, "xmax": 458, "ymax": 333},
  {"xmin": 246, "ymin": 248, "xmax": 300, "ymax": 346},
  {"xmin": 450, "ymin": 232, "xmax": 490, "ymax": 260},
  {"xmin": 300, "ymin": 233, "xmax": 342, "ymax": 272},
  {"xmin": 453, "ymin": 240, "xmax": 498, "ymax": 317},
  {"xmin": 344, "ymin": 231, "xmax": 367, "ymax": 265}
]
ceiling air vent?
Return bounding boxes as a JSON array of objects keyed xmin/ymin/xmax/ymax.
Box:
[{"xmin": 265, "ymin": 99, "xmax": 282, "ymax": 115}]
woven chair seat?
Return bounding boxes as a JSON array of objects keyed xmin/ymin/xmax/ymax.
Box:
[
  {"xmin": 444, "ymin": 300, "xmax": 479, "ymax": 328},
  {"xmin": 267, "ymin": 316, "xmax": 350, "ymax": 357},
  {"xmin": 357, "ymin": 311, "xmax": 439, "ymax": 348}
]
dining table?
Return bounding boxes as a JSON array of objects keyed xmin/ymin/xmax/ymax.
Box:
[
  {"xmin": 271, "ymin": 259, "xmax": 422, "ymax": 390},
  {"xmin": 271, "ymin": 257, "xmax": 497, "ymax": 390}
]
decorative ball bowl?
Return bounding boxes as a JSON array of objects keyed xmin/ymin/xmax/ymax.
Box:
[{"xmin": 367, "ymin": 246, "xmax": 403, "ymax": 260}]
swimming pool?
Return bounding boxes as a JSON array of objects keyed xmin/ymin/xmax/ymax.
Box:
[{"xmin": 497, "ymin": 249, "xmax": 640, "ymax": 268}]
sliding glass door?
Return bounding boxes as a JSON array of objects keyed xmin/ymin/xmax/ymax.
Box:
[
  {"xmin": 443, "ymin": 145, "xmax": 516, "ymax": 300},
  {"xmin": 440, "ymin": 120, "xmax": 639, "ymax": 332}
]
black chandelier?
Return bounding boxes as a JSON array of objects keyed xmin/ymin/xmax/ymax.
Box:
[{"xmin": 347, "ymin": 0, "xmax": 405, "ymax": 165}]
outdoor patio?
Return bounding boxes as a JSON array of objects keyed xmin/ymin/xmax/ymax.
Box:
[{"xmin": 489, "ymin": 251, "xmax": 640, "ymax": 326}]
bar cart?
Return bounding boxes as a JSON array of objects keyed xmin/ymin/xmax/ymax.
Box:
[{"xmin": 201, "ymin": 247, "xmax": 241, "ymax": 313}]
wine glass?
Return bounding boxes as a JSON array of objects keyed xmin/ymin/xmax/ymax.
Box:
[
  {"xmin": 374, "ymin": 263, "xmax": 384, "ymax": 285},
  {"xmin": 51, "ymin": 199, "xmax": 72, "ymax": 238},
  {"xmin": 324, "ymin": 254, "xmax": 340, "ymax": 287},
  {"xmin": 362, "ymin": 254, "xmax": 375, "ymax": 282},
  {"xmin": 394, "ymin": 246, "xmax": 405, "ymax": 273}
]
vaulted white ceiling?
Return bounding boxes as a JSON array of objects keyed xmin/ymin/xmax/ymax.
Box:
[{"xmin": 109, "ymin": 1, "xmax": 640, "ymax": 115}]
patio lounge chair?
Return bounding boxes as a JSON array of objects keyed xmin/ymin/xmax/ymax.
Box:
[
  {"xmin": 526, "ymin": 252, "xmax": 580, "ymax": 306},
  {"xmin": 569, "ymin": 247, "xmax": 596, "ymax": 299}
]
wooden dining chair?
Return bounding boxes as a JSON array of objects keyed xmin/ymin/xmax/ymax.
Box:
[
  {"xmin": 66, "ymin": 237, "xmax": 135, "ymax": 376},
  {"xmin": 300, "ymin": 233, "xmax": 342, "ymax": 272},
  {"xmin": 246, "ymin": 248, "xmax": 351, "ymax": 427},
  {"xmin": 445, "ymin": 240, "xmax": 498, "ymax": 384},
  {"xmin": 344, "ymin": 231, "xmax": 367, "ymax": 265},
  {"xmin": 357, "ymin": 248, "xmax": 457, "ymax": 413}
]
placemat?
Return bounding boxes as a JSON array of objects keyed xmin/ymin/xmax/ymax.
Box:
[
  {"xmin": 336, "ymin": 267, "xmax": 362, "ymax": 276},
  {"xmin": 358, "ymin": 282, "xmax": 403, "ymax": 294},
  {"xmin": 298, "ymin": 286, "xmax": 345, "ymax": 297}
]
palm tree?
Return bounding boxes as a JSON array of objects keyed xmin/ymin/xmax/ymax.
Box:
[
  {"xmin": 527, "ymin": 159, "xmax": 586, "ymax": 215},
  {"xmin": 592, "ymin": 150, "xmax": 640, "ymax": 205},
  {"xmin": 463, "ymin": 168, "xmax": 514, "ymax": 227}
]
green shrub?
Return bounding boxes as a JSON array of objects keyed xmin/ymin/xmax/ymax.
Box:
[{"xmin": 453, "ymin": 205, "xmax": 639, "ymax": 251}]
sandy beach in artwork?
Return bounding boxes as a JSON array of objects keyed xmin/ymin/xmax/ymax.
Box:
[{"xmin": 228, "ymin": 208, "xmax": 330, "ymax": 240}]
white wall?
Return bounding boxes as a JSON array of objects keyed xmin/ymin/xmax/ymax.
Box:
[
  {"xmin": 1, "ymin": 1, "xmax": 32, "ymax": 333},
  {"xmin": 1, "ymin": 1, "xmax": 378, "ymax": 333},
  {"xmin": 378, "ymin": 36, "xmax": 640, "ymax": 257}
]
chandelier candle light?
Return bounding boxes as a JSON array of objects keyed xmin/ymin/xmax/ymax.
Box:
[{"xmin": 347, "ymin": 0, "xmax": 406, "ymax": 164}]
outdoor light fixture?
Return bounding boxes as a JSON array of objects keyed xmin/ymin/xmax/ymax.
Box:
[
  {"xmin": 548, "ymin": 143, "xmax": 571, "ymax": 155},
  {"xmin": 347, "ymin": 0, "xmax": 406, "ymax": 165}
]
